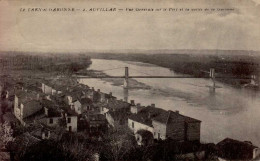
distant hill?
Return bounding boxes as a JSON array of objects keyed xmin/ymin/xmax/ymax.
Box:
[
  {"xmin": 1, "ymin": 49, "xmax": 260, "ymax": 56},
  {"xmin": 79, "ymin": 49, "xmax": 260, "ymax": 56}
]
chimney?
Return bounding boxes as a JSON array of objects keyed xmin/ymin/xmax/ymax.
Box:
[
  {"xmin": 151, "ymin": 103, "xmax": 155, "ymax": 108},
  {"xmin": 6, "ymin": 91, "xmax": 9, "ymax": 99},
  {"xmin": 97, "ymin": 89, "xmax": 100, "ymax": 92},
  {"xmin": 47, "ymin": 131, "xmax": 51, "ymax": 139},
  {"xmin": 130, "ymin": 100, "xmax": 135, "ymax": 106},
  {"xmin": 109, "ymin": 92, "xmax": 112, "ymax": 96},
  {"xmin": 42, "ymin": 132, "xmax": 45, "ymax": 140},
  {"xmin": 137, "ymin": 103, "xmax": 141, "ymax": 107},
  {"xmin": 44, "ymin": 107, "xmax": 49, "ymax": 116},
  {"xmin": 175, "ymin": 110, "xmax": 179, "ymax": 114},
  {"xmin": 92, "ymin": 87, "xmax": 95, "ymax": 91}
]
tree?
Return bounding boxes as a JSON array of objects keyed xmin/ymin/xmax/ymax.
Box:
[
  {"xmin": 0, "ymin": 122, "xmax": 14, "ymax": 149},
  {"xmin": 100, "ymin": 126, "xmax": 136, "ymax": 161}
]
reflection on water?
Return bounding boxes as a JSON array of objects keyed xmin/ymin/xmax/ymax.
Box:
[
  {"xmin": 123, "ymin": 88, "xmax": 128, "ymax": 102},
  {"xmin": 79, "ymin": 59, "xmax": 260, "ymax": 146}
]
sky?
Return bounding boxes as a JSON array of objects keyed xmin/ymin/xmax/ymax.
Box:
[{"xmin": 0, "ymin": 0, "xmax": 260, "ymax": 53}]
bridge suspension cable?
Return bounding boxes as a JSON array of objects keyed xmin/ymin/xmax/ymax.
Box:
[
  {"xmin": 99, "ymin": 66, "xmax": 125, "ymax": 72},
  {"xmin": 129, "ymin": 67, "xmax": 153, "ymax": 76}
]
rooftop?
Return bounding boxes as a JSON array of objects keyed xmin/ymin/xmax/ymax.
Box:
[
  {"xmin": 107, "ymin": 99, "xmax": 130, "ymax": 110},
  {"xmin": 107, "ymin": 109, "xmax": 130, "ymax": 122},
  {"xmin": 79, "ymin": 97, "xmax": 93, "ymax": 105},
  {"xmin": 129, "ymin": 106, "xmax": 201, "ymax": 127}
]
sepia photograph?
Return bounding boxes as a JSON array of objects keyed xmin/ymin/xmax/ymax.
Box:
[{"xmin": 0, "ymin": 0, "xmax": 260, "ymax": 160}]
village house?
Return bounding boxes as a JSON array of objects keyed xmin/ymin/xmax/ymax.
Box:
[
  {"xmin": 98, "ymin": 92, "xmax": 117, "ymax": 115},
  {"xmin": 14, "ymin": 91, "xmax": 42, "ymax": 124},
  {"xmin": 83, "ymin": 87, "xmax": 107, "ymax": 103},
  {"xmin": 65, "ymin": 112, "xmax": 78, "ymax": 132},
  {"xmin": 79, "ymin": 98, "xmax": 93, "ymax": 113},
  {"xmin": 42, "ymin": 99, "xmax": 62, "ymax": 127},
  {"xmin": 41, "ymin": 80, "xmax": 53, "ymax": 95},
  {"xmin": 106, "ymin": 109, "xmax": 130, "ymax": 129},
  {"xmin": 128, "ymin": 103, "xmax": 201, "ymax": 142},
  {"xmin": 59, "ymin": 106, "xmax": 78, "ymax": 132},
  {"xmin": 63, "ymin": 91, "xmax": 93, "ymax": 115},
  {"xmin": 130, "ymin": 100, "xmax": 145, "ymax": 114},
  {"xmin": 30, "ymin": 127, "xmax": 52, "ymax": 140},
  {"xmin": 84, "ymin": 112, "xmax": 107, "ymax": 135},
  {"xmin": 98, "ymin": 102, "xmax": 110, "ymax": 115},
  {"xmin": 41, "ymin": 96, "xmax": 78, "ymax": 132},
  {"xmin": 51, "ymin": 85, "xmax": 63, "ymax": 95},
  {"xmin": 105, "ymin": 99, "xmax": 131, "ymax": 128},
  {"xmin": 29, "ymin": 123, "xmax": 59, "ymax": 140}
]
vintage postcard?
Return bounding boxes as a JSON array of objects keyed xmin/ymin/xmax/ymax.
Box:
[{"xmin": 0, "ymin": 0, "xmax": 260, "ymax": 160}]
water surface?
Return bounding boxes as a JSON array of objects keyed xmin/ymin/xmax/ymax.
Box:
[{"xmin": 79, "ymin": 59, "xmax": 260, "ymax": 146}]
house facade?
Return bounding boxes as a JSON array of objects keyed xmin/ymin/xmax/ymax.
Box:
[
  {"xmin": 128, "ymin": 104, "xmax": 201, "ymax": 142},
  {"xmin": 42, "ymin": 82, "xmax": 52, "ymax": 95},
  {"xmin": 14, "ymin": 91, "xmax": 42, "ymax": 123},
  {"xmin": 65, "ymin": 114, "xmax": 77, "ymax": 132}
]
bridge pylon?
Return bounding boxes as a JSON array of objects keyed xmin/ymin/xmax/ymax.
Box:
[
  {"xmin": 123, "ymin": 67, "xmax": 129, "ymax": 89},
  {"xmin": 209, "ymin": 68, "xmax": 216, "ymax": 93}
]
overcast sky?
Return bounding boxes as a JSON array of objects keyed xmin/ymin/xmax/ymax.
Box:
[{"xmin": 0, "ymin": 0, "xmax": 260, "ymax": 53}]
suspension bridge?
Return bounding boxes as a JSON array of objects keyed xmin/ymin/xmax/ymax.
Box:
[{"xmin": 75, "ymin": 66, "xmax": 258, "ymax": 92}]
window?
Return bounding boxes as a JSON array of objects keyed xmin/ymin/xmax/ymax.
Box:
[
  {"xmin": 69, "ymin": 126, "xmax": 72, "ymax": 132},
  {"xmin": 67, "ymin": 117, "xmax": 71, "ymax": 123},
  {"xmin": 49, "ymin": 118, "xmax": 53, "ymax": 124},
  {"xmin": 132, "ymin": 122, "xmax": 134, "ymax": 128},
  {"xmin": 158, "ymin": 133, "xmax": 160, "ymax": 139}
]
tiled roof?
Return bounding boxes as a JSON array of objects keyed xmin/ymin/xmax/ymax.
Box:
[
  {"xmin": 65, "ymin": 91, "xmax": 83, "ymax": 102},
  {"xmin": 108, "ymin": 109, "xmax": 129, "ymax": 121},
  {"xmin": 79, "ymin": 98, "xmax": 93, "ymax": 105},
  {"xmin": 15, "ymin": 90, "xmax": 39, "ymax": 104},
  {"xmin": 87, "ymin": 113, "xmax": 106, "ymax": 121},
  {"xmin": 60, "ymin": 105, "xmax": 78, "ymax": 116},
  {"xmin": 129, "ymin": 106, "xmax": 163, "ymax": 127},
  {"xmin": 153, "ymin": 110, "xmax": 200, "ymax": 124},
  {"xmin": 46, "ymin": 108, "xmax": 62, "ymax": 118},
  {"xmin": 23, "ymin": 100, "xmax": 42, "ymax": 109},
  {"xmin": 42, "ymin": 99, "xmax": 57, "ymax": 108},
  {"xmin": 107, "ymin": 99, "xmax": 130, "ymax": 110},
  {"xmin": 23, "ymin": 108, "xmax": 45, "ymax": 124},
  {"xmin": 129, "ymin": 106, "xmax": 201, "ymax": 127}
]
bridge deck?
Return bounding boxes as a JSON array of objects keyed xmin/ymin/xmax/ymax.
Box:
[{"xmin": 75, "ymin": 75, "xmax": 252, "ymax": 79}]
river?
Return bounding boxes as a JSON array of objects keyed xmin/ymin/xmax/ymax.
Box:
[{"xmin": 79, "ymin": 59, "xmax": 260, "ymax": 146}]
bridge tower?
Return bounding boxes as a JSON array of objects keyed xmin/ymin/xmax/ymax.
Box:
[
  {"xmin": 209, "ymin": 68, "xmax": 216, "ymax": 93},
  {"xmin": 123, "ymin": 67, "xmax": 129, "ymax": 89}
]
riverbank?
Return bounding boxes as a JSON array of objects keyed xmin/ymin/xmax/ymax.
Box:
[{"xmin": 87, "ymin": 53, "xmax": 259, "ymax": 88}]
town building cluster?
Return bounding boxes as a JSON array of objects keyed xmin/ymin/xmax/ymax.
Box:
[
  {"xmin": 2, "ymin": 75, "xmax": 202, "ymax": 143},
  {"xmin": 1, "ymin": 75, "xmax": 260, "ymax": 161}
]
